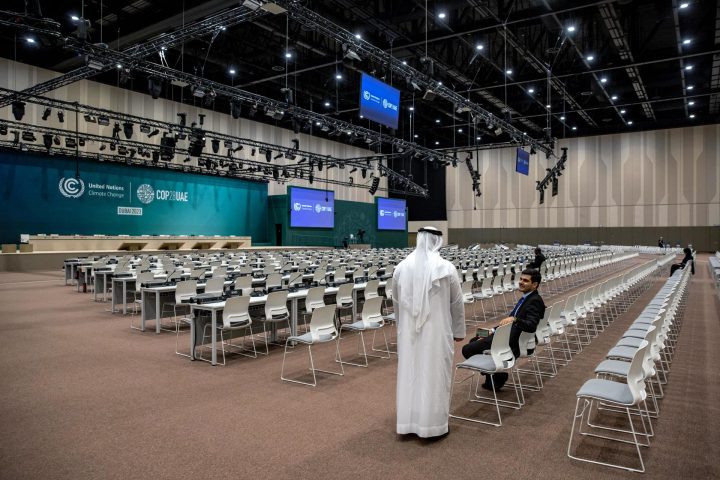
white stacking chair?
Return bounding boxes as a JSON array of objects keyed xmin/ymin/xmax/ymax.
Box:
[
  {"xmin": 334, "ymin": 282, "xmax": 355, "ymax": 326},
  {"xmin": 301, "ymin": 286, "xmax": 326, "ymax": 332},
  {"xmin": 567, "ymin": 341, "xmax": 652, "ymax": 473},
  {"xmin": 258, "ymin": 290, "xmax": 291, "ymax": 355},
  {"xmin": 338, "ymin": 297, "xmax": 389, "ymax": 367},
  {"xmin": 198, "ymin": 296, "xmax": 256, "ymax": 365},
  {"xmin": 280, "ymin": 304, "xmax": 343, "ymax": 387},
  {"xmin": 449, "ymin": 323, "xmax": 524, "ymax": 427}
]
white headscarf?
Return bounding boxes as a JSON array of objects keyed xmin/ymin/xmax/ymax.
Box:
[{"xmin": 399, "ymin": 227, "xmax": 445, "ymax": 332}]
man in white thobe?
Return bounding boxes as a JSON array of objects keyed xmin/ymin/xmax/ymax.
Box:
[{"xmin": 394, "ymin": 227, "xmax": 466, "ymax": 438}]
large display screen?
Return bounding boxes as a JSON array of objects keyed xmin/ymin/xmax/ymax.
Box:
[
  {"xmin": 289, "ymin": 187, "xmax": 334, "ymax": 228},
  {"xmin": 515, "ymin": 148, "xmax": 530, "ymax": 175},
  {"xmin": 377, "ymin": 197, "xmax": 407, "ymax": 231},
  {"xmin": 359, "ymin": 73, "xmax": 400, "ymax": 129}
]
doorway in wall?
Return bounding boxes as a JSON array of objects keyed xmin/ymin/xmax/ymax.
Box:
[{"xmin": 275, "ymin": 224, "xmax": 282, "ymax": 246}]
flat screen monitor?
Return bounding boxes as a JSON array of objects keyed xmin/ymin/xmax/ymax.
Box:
[
  {"xmin": 359, "ymin": 73, "xmax": 400, "ymax": 129},
  {"xmin": 515, "ymin": 148, "xmax": 530, "ymax": 175},
  {"xmin": 377, "ymin": 197, "xmax": 407, "ymax": 231},
  {"xmin": 289, "ymin": 187, "xmax": 334, "ymax": 228}
]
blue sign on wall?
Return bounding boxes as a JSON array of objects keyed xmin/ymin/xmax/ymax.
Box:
[
  {"xmin": 359, "ymin": 73, "xmax": 400, "ymax": 129},
  {"xmin": 515, "ymin": 148, "xmax": 530, "ymax": 176},
  {"xmin": 0, "ymin": 152, "xmax": 268, "ymax": 244},
  {"xmin": 289, "ymin": 187, "xmax": 334, "ymax": 228}
]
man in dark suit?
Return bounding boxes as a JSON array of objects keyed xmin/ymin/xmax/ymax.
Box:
[
  {"xmin": 461, "ymin": 268, "xmax": 546, "ymax": 390},
  {"xmin": 528, "ymin": 247, "xmax": 546, "ymax": 269}
]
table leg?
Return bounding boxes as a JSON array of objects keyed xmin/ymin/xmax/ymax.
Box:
[
  {"xmin": 155, "ymin": 292, "xmax": 161, "ymax": 334},
  {"xmin": 111, "ymin": 279, "xmax": 118, "ymax": 313},
  {"xmin": 189, "ymin": 309, "xmax": 196, "ymax": 360},
  {"xmin": 211, "ymin": 310, "xmax": 217, "ymax": 366},
  {"xmin": 122, "ymin": 281, "xmax": 128, "ymax": 315}
]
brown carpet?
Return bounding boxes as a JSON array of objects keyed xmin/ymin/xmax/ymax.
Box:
[{"xmin": 0, "ymin": 256, "xmax": 717, "ymax": 480}]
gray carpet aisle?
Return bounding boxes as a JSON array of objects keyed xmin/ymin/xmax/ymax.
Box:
[{"xmin": 0, "ymin": 256, "xmax": 717, "ymax": 480}]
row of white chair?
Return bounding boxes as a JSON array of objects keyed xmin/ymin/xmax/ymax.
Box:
[
  {"xmin": 449, "ymin": 256, "xmax": 661, "ymax": 427},
  {"xmin": 567, "ymin": 264, "xmax": 690, "ymax": 473}
]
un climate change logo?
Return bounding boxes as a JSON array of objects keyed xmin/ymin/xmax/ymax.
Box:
[
  {"xmin": 58, "ymin": 177, "xmax": 85, "ymax": 198},
  {"xmin": 136, "ymin": 184, "xmax": 155, "ymax": 204},
  {"xmin": 314, "ymin": 203, "xmax": 322, "ymax": 213}
]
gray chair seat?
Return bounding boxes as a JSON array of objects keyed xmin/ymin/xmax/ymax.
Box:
[
  {"xmin": 457, "ymin": 354, "xmax": 498, "ymax": 373},
  {"xmin": 576, "ymin": 378, "xmax": 634, "ymax": 405},
  {"xmin": 288, "ymin": 332, "xmax": 335, "ymax": 344},
  {"xmin": 624, "ymin": 328, "xmax": 650, "ymax": 339},
  {"xmin": 616, "ymin": 337, "xmax": 643, "ymax": 348},
  {"xmin": 607, "ymin": 345, "xmax": 637, "ymax": 360},
  {"xmin": 342, "ymin": 320, "xmax": 382, "ymax": 331},
  {"xmin": 594, "ymin": 359, "xmax": 631, "ymax": 377}
]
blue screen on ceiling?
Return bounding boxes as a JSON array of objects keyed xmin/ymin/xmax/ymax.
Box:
[
  {"xmin": 359, "ymin": 73, "xmax": 400, "ymax": 129},
  {"xmin": 377, "ymin": 197, "xmax": 407, "ymax": 231}
]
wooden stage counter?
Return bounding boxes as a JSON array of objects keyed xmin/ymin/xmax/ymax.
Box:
[{"xmin": 27, "ymin": 235, "xmax": 252, "ymax": 252}]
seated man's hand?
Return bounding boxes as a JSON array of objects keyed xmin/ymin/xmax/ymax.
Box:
[
  {"xmin": 498, "ymin": 316, "xmax": 514, "ymax": 327},
  {"xmin": 454, "ymin": 337, "xmax": 465, "ymax": 342}
]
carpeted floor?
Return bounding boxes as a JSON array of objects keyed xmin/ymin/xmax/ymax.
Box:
[{"xmin": 0, "ymin": 256, "xmax": 717, "ymax": 480}]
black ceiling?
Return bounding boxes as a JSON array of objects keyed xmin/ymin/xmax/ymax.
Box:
[{"xmin": 2, "ymin": 0, "xmax": 718, "ymax": 153}]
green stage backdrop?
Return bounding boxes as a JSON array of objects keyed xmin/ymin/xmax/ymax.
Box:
[
  {"xmin": 0, "ymin": 152, "xmax": 268, "ymax": 244},
  {"xmin": 268, "ymin": 194, "xmax": 407, "ymax": 248}
]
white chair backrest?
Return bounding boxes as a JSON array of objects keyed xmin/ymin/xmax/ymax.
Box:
[
  {"xmin": 336, "ymin": 283, "xmax": 354, "ymax": 307},
  {"xmin": 313, "ymin": 268, "xmax": 327, "ymax": 283},
  {"xmin": 287, "ymin": 271, "xmax": 303, "ymax": 287},
  {"xmin": 204, "ymin": 277, "xmax": 225, "ymax": 295},
  {"xmin": 233, "ymin": 276, "xmax": 252, "ymax": 293},
  {"xmin": 135, "ymin": 272, "xmax": 155, "ymax": 292},
  {"xmin": 384, "ymin": 276, "xmax": 393, "ymax": 301},
  {"xmin": 266, "ymin": 273, "xmax": 283, "ymax": 289},
  {"xmin": 305, "ymin": 286, "xmax": 326, "ymax": 313},
  {"xmin": 175, "ymin": 280, "xmax": 197, "ymax": 303},
  {"xmin": 262, "ymin": 265, "xmax": 276, "ymax": 275},
  {"xmin": 190, "ymin": 268, "xmax": 206, "ymax": 280},
  {"xmin": 461, "ymin": 280, "xmax": 474, "ymax": 302},
  {"xmin": 361, "ymin": 296, "xmax": 384, "ymax": 326},
  {"xmin": 265, "ymin": 290, "xmax": 289, "ymax": 320},
  {"xmin": 223, "ymin": 296, "xmax": 251, "ymax": 328},
  {"xmin": 627, "ymin": 340, "xmax": 650, "ymax": 404},
  {"xmin": 489, "ymin": 323, "xmax": 515, "ymax": 369},
  {"xmin": 364, "ymin": 279, "xmax": 380, "ymax": 298},
  {"xmin": 334, "ymin": 266, "xmax": 346, "ymax": 281},
  {"xmin": 308, "ymin": 304, "xmax": 338, "ymax": 341}
]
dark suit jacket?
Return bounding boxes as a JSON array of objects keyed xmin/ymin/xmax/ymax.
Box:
[
  {"xmin": 509, "ymin": 290, "xmax": 546, "ymax": 358},
  {"xmin": 528, "ymin": 253, "xmax": 546, "ymax": 269}
]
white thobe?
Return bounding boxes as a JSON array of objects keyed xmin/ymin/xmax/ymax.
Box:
[{"xmin": 394, "ymin": 260, "xmax": 465, "ymax": 437}]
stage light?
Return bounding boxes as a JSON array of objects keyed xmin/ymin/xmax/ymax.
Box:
[
  {"xmin": 42, "ymin": 108, "xmax": 51, "ymax": 121},
  {"xmin": 122, "ymin": 122, "xmax": 134, "ymax": 139},
  {"xmin": 369, "ymin": 176, "xmax": 380, "ymax": 195},
  {"xmin": 148, "ymin": 129, "xmax": 160, "ymax": 137},
  {"xmin": 211, "ymin": 139, "xmax": 220, "ymax": 153},
  {"xmin": 147, "ymin": 77, "xmax": 162, "ymax": 99},
  {"xmin": 43, "ymin": 134, "xmax": 53, "ymax": 150},
  {"xmin": 11, "ymin": 101, "xmax": 25, "ymax": 121},
  {"xmin": 230, "ymin": 99, "xmax": 242, "ymax": 119}
]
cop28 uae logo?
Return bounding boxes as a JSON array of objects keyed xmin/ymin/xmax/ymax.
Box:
[
  {"xmin": 136, "ymin": 184, "xmax": 155, "ymax": 204},
  {"xmin": 363, "ymin": 90, "xmax": 371, "ymax": 100},
  {"xmin": 58, "ymin": 177, "xmax": 85, "ymax": 198}
]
